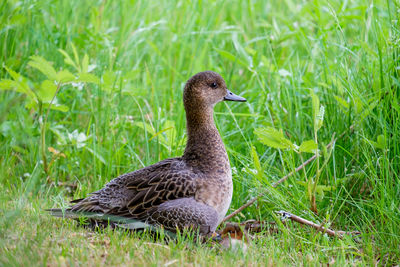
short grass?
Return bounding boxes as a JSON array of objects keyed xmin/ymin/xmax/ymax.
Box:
[{"xmin": 1, "ymin": 0, "xmax": 399, "ymax": 265}]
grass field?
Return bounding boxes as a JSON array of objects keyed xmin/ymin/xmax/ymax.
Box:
[{"xmin": 1, "ymin": 0, "xmax": 399, "ymax": 265}]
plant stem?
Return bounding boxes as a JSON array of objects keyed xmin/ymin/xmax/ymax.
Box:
[
  {"xmin": 311, "ymin": 127, "xmax": 319, "ymax": 214},
  {"xmin": 41, "ymin": 82, "xmax": 62, "ymax": 175}
]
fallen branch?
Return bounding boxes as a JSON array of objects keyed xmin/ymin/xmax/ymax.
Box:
[
  {"xmin": 275, "ymin": 210, "xmax": 361, "ymax": 238},
  {"xmin": 223, "ymin": 126, "xmax": 356, "ymax": 223}
]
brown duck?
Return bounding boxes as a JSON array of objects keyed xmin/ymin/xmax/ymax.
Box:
[{"xmin": 50, "ymin": 71, "xmax": 246, "ymax": 236}]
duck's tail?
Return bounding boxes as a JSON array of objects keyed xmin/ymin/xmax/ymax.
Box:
[{"xmin": 47, "ymin": 208, "xmax": 86, "ymax": 219}]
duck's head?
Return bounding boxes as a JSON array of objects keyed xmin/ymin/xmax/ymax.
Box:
[{"xmin": 183, "ymin": 71, "xmax": 246, "ymax": 110}]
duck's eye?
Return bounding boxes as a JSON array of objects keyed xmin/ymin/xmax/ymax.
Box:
[{"xmin": 210, "ymin": 82, "xmax": 218, "ymax": 88}]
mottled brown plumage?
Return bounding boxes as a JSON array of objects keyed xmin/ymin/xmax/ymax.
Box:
[{"xmin": 50, "ymin": 71, "xmax": 246, "ymax": 235}]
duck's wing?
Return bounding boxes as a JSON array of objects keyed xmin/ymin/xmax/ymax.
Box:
[
  {"xmin": 67, "ymin": 158, "xmax": 198, "ymax": 219},
  {"xmin": 124, "ymin": 158, "xmax": 198, "ymax": 218}
]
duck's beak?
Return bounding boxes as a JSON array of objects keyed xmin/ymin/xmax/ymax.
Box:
[{"xmin": 224, "ymin": 90, "xmax": 246, "ymax": 102}]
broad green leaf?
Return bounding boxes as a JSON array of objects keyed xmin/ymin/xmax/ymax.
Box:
[
  {"xmin": 251, "ymin": 145, "xmax": 263, "ymax": 179},
  {"xmin": 3, "ymin": 67, "xmax": 35, "ymax": 98},
  {"xmin": 366, "ymin": 138, "xmax": 378, "ymax": 148},
  {"xmin": 37, "ymin": 80, "xmax": 57, "ymax": 102},
  {"xmin": 254, "ymin": 127, "xmax": 294, "ymax": 150},
  {"xmin": 28, "ymin": 56, "xmax": 57, "ymax": 80},
  {"xmin": 0, "ymin": 79, "xmax": 18, "ymax": 91},
  {"xmin": 369, "ymin": 135, "xmax": 386, "ymax": 149},
  {"xmin": 26, "ymin": 100, "xmax": 68, "ymax": 112},
  {"xmin": 76, "ymin": 73, "xmax": 100, "ymax": 84},
  {"xmin": 315, "ymin": 105, "xmax": 325, "ymax": 131},
  {"xmin": 42, "ymin": 103, "xmax": 69, "ymax": 112},
  {"xmin": 4, "ymin": 66, "xmax": 21, "ymax": 80},
  {"xmin": 377, "ymin": 135, "xmax": 386, "ymax": 149},
  {"xmin": 56, "ymin": 70, "xmax": 76, "ymax": 83},
  {"xmin": 311, "ymin": 92, "xmax": 322, "ymax": 131},
  {"xmin": 58, "ymin": 49, "xmax": 79, "ymax": 71},
  {"xmin": 102, "ymin": 70, "xmax": 117, "ymax": 92},
  {"xmin": 299, "ymin": 140, "xmax": 318, "ymax": 153},
  {"xmin": 81, "ymin": 54, "xmax": 89, "ymax": 73}
]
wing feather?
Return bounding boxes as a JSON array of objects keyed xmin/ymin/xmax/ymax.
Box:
[{"xmin": 68, "ymin": 158, "xmax": 198, "ymax": 219}]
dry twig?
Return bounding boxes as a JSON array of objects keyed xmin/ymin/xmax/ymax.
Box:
[{"xmin": 275, "ymin": 210, "xmax": 361, "ymax": 238}]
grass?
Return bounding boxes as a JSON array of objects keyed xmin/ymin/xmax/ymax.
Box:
[{"xmin": 0, "ymin": 0, "xmax": 399, "ymax": 265}]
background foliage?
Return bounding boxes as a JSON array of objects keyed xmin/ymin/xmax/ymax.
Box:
[{"xmin": 0, "ymin": 0, "xmax": 399, "ymax": 265}]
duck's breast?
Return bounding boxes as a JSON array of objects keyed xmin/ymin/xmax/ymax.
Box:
[{"xmin": 195, "ymin": 170, "xmax": 233, "ymax": 225}]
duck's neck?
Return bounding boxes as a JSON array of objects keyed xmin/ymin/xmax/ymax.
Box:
[{"xmin": 183, "ymin": 106, "xmax": 229, "ymax": 172}]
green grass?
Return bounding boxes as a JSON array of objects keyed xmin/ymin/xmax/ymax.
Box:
[{"xmin": 1, "ymin": 0, "xmax": 399, "ymax": 265}]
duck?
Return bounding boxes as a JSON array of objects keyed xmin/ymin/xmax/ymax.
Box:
[{"xmin": 49, "ymin": 71, "xmax": 246, "ymax": 236}]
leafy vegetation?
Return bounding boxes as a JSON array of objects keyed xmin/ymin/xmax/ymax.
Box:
[{"xmin": 1, "ymin": 0, "xmax": 399, "ymax": 265}]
